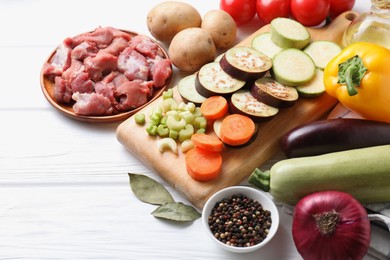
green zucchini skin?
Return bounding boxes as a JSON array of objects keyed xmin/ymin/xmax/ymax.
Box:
[{"xmin": 270, "ymin": 145, "xmax": 390, "ymax": 205}]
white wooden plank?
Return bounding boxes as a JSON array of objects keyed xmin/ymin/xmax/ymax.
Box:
[{"xmin": 0, "ymin": 1, "xmax": 383, "ymax": 259}]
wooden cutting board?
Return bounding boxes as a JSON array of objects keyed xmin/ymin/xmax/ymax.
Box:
[{"xmin": 116, "ymin": 11, "xmax": 358, "ymax": 209}]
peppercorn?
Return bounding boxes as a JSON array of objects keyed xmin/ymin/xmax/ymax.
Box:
[{"xmin": 207, "ymin": 193, "xmax": 272, "ymax": 248}]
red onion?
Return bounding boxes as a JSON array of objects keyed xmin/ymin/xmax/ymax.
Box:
[{"xmin": 292, "ymin": 190, "xmax": 371, "ymax": 260}]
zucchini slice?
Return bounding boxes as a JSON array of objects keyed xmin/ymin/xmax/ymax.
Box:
[
  {"xmin": 229, "ymin": 89, "xmax": 279, "ymax": 122},
  {"xmin": 270, "ymin": 17, "xmax": 310, "ymax": 49},
  {"xmin": 251, "ymin": 32, "xmax": 283, "ymax": 59},
  {"xmin": 177, "ymin": 74, "xmax": 207, "ymax": 105},
  {"xmin": 220, "ymin": 46, "xmax": 272, "ymax": 81},
  {"xmin": 251, "ymin": 77, "xmax": 298, "ymax": 108},
  {"xmin": 213, "ymin": 115, "xmax": 226, "ymax": 140},
  {"xmin": 271, "ymin": 48, "xmax": 315, "ymax": 86},
  {"xmin": 296, "ymin": 68, "xmax": 325, "ymax": 98},
  {"xmin": 303, "ymin": 41, "xmax": 342, "ymax": 69},
  {"xmin": 196, "ymin": 62, "xmax": 246, "ymax": 97}
]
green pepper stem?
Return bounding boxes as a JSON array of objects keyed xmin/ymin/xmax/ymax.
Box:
[
  {"xmin": 345, "ymin": 65, "xmax": 359, "ymax": 96},
  {"xmin": 337, "ymin": 55, "xmax": 367, "ymax": 97}
]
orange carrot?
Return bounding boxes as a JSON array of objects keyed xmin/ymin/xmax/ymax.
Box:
[
  {"xmin": 200, "ymin": 96, "xmax": 228, "ymax": 120},
  {"xmin": 191, "ymin": 133, "xmax": 224, "ymax": 152},
  {"xmin": 185, "ymin": 147, "xmax": 222, "ymax": 182},
  {"xmin": 219, "ymin": 114, "xmax": 255, "ymax": 146}
]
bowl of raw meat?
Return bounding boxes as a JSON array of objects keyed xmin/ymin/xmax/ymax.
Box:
[{"xmin": 40, "ymin": 26, "xmax": 172, "ymax": 123}]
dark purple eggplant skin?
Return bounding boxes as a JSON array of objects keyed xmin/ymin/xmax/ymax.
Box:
[{"xmin": 281, "ymin": 118, "xmax": 390, "ymax": 158}]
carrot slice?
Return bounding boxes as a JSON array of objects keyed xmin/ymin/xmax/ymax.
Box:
[
  {"xmin": 200, "ymin": 96, "xmax": 228, "ymax": 120},
  {"xmin": 185, "ymin": 147, "xmax": 222, "ymax": 182},
  {"xmin": 191, "ymin": 133, "xmax": 224, "ymax": 152},
  {"xmin": 219, "ymin": 114, "xmax": 256, "ymax": 146}
]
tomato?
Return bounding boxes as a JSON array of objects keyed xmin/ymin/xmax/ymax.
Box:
[
  {"xmin": 329, "ymin": 0, "xmax": 355, "ymax": 20},
  {"xmin": 256, "ymin": 0, "xmax": 291, "ymax": 24},
  {"xmin": 220, "ymin": 0, "xmax": 257, "ymax": 25},
  {"xmin": 291, "ymin": 0, "xmax": 330, "ymax": 27}
]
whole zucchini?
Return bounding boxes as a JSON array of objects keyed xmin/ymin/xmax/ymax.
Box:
[
  {"xmin": 281, "ymin": 118, "xmax": 390, "ymax": 158},
  {"xmin": 249, "ymin": 145, "xmax": 390, "ymax": 205}
]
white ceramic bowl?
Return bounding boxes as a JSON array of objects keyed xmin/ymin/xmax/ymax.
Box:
[{"xmin": 202, "ymin": 186, "xmax": 279, "ymax": 253}]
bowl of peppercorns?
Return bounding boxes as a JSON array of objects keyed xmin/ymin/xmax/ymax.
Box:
[{"xmin": 202, "ymin": 186, "xmax": 279, "ymax": 253}]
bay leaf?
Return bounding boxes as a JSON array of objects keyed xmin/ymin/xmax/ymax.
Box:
[
  {"xmin": 128, "ymin": 173, "xmax": 174, "ymax": 205},
  {"xmin": 151, "ymin": 202, "xmax": 201, "ymax": 222}
]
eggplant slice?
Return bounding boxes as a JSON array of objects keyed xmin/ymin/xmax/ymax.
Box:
[
  {"xmin": 251, "ymin": 77, "xmax": 298, "ymax": 108},
  {"xmin": 229, "ymin": 89, "xmax": 279, "ymax": 122},
  {"xmin": 220, "ymin": 46, "xmax": 272, "ymax": 81},
  {"xmin": 177, "ymin": 74, "xmax": 207, "ymax": 105},
  {"xmin": 196, "ymin": 62, "xmax": 246, "ymax": 97}
]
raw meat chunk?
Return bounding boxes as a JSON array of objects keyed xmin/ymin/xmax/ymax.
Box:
[
  {"xmin": 84, "ymin": 51, "xmax": 118, "ymax": 81},
  {"xmin": 129, "ymin": 35, "xmax": 163, "ymax": 58},
  {"xmin": 118, "ymin": 48, "xmax": 149, "ymax": 81},
  {"xmin": 107, "ymin": 27, "xmax": 132, "ymax": 41},
  {"xmin": 53, "ymin": 76, "xmax": 72, "ymax": 103},
  {"xmin": 62, "ymin": 59, "xmax": 84, "ymax": 81},
  {"xmin": 95, "ymin": 81, "xmax": 117, "ymax": 105},
  {"xmin": 148, "ymin": 57, "xmax": 172, "ymax": 88},
  {"xmin": 43, "ymin": 39, "xmax": 72, "ymax": 78},
  {"xmin": 112, "ymin": 73, "xmax": 129, "ymax": 88},
  {"xmin": 115, "ymin": 80, "xmax": 153, "ymax": 111},
  {"xmin": 70, "ymin": 72, "xmax": 94, "ymax": 94},
  {"xmin": 102, "ymin": 37, "xmax": 129, "ymax": 56},
  {"xmin": 101, "ymin": 71, "xmax": 120, "ymax": 84},
  {"xmin": 72, "ymin": 26, "xmax": 114, "ymax": 48},
  {"xmin": 72, "ymin": 92, "xmax": 113, "ymax": 115},
  {"xmin": 71, "ymin": 41, "xmax": 98, "ymax": 60}
]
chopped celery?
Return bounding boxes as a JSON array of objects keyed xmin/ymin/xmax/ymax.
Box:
[
  {"xmin": 161, "ymin": 98, "xmax": 178, "ymax": 113},
  {"xmin": 194, "ymin": 116, "xmax": 207, "ymax": 130},
  {"xmin": 166, "ymin": 115, "xmax": 186, "ymax": 131},
  {"xmin": 178, "ymin": 102, "xmax": 187, "ymax": 111},
  {"xmin": 192, "ymin": 107, "xmax": 202, "ymax": 117},
  {"xmin": 179, "ymin": 110, "xmax": 195, "ymax": 124},
  {"xmin": 157, "ymin": 124, "xmax": 169, "ymax": 137},
  {"xmin": 134, "ymin": 113, "xmax": 145, "ymax": 125},
  {"xmin": 169, "ymin": 129, "xmax": 178, "ymax": 140},
  {"xmin": 150, "ymin": 113, "xmax": 162, "ymax": 125},
  {"xmin": 178, "ymin": 101, "xmax": 196, "ymax": 112},
  {"xmin": 165, "ymin": 110, "xmax": 179, "ymax": 119},
  {"xmin": 152, "ymin": 105, "xmax": 163, "ymax": 117},
  {"xmin": 146, "ymin": 123, "xmax": 158, "ymax": 136},
  {"xmin": 162, "ymin": 88, "xmax": 173, "ymax": 100},
  {"xmin": 160, "ymin": 116, "xmax": 168, "ymax": 125},
  {"xmin": 156, "ymin": 137, "xmax": 177, "ymax": 154},
  {"xmin": 186, "ymin": 102, "xmax": 196, "ymax": 113},
  {"xmin": 181, "ymin": 139, "xmax": 194, "ymax": 153},
  {"xmin": 196, "ymin": 128, "xmax": 206, "ymax": 134},
  {"xmin": 179, "ymin": 124, "xmax": 194, "ymax": 142},
  {"xmin": 144, "ymin": 95, "xmax": 208, "ymax": 145}
]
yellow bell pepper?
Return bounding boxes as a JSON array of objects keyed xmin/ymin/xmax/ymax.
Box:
[{"xmin": 324, "ymin": 42, "xmax": 390, "ymax": 123}]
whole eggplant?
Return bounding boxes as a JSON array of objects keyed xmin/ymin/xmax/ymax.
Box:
[{"xmin": 281, "ymin": 118, "xmax": 390, "ymax": 158}]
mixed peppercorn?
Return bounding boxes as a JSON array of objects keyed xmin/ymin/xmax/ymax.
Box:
[{"xmin": 207, "ymin": 193, "xmax": 272, "ymax": 247}]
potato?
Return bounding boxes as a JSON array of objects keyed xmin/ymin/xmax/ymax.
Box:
[
  {"xmin": 169, "ymin": 28, "xmax": 216, "ymax": 73},
  {"xmin": 201, "ymin": 10, "xmax": 237, "ymax": 49},
  {"xmin": 147, "ymin": 1, "xmax": 202, "ymax": 43}
]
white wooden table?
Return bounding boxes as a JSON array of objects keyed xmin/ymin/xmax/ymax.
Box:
[{"xmin": 1, "ymin": 1, "xmax": 387, "ymax": 259}]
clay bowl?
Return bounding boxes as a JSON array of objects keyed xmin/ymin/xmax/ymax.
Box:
[{"xmin": 40, "ymin": 29, "xmax": 171, "ymax": 123}]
